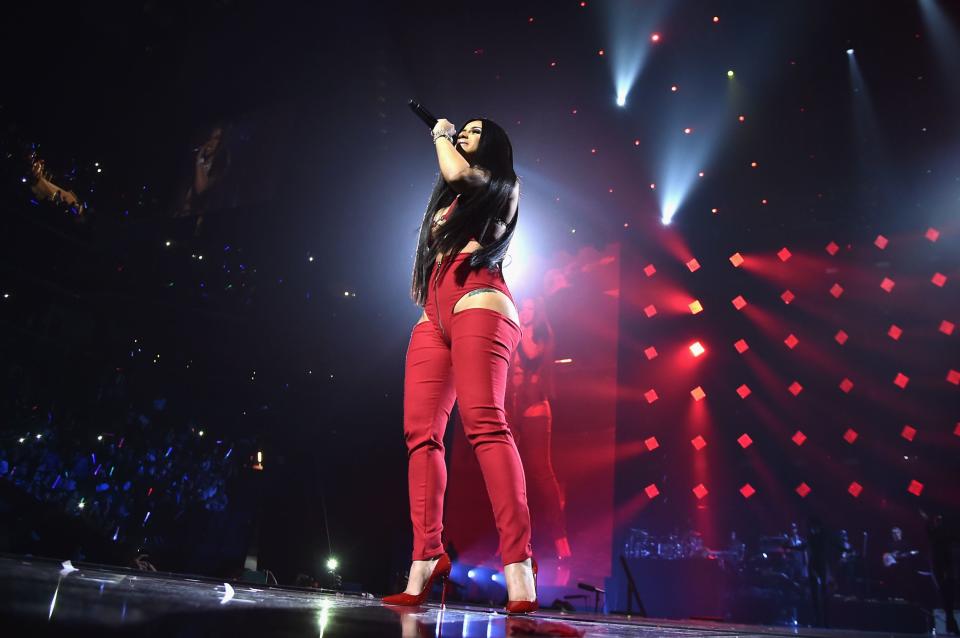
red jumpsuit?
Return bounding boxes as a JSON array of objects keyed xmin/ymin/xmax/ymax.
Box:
[{"xmin": 403, "ymin": 196, "xmax": 532, "ymax": 565}]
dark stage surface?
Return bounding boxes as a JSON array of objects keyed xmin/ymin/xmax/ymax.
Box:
[{"xmin": 0, "ymin": 555, "xmax": 923, "ymax": 637}]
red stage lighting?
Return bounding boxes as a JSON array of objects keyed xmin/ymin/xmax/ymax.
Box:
[
  {"xmin": 955, "ymin": 423, "xmax": 960, "ymax": 437},
  {"xmin": 736, "ymin": 384, "xmax": 751, "ymax": 399},
  {"xmin": 732, "ymin": 295, "xmax": 747, "ymax": 310},
  {"xmin": 784, "ymin": 334, "xmax": 799, "ymax": 349},
  {"xmin": 792, "ymin": 431, "xmax": 807, "ymax": 446},
  {"xmin": 690, "ymin": 386, "xmax": 706, "ymax": 401},
  {"xmin": 830, "ymin": 283, "xmax": 844, "ymax": 298},
  {"xmin": 925, "ymin": 227, "xmax": 940, "ymax": 242},
  {"xmin": 644, "ymin": 346, "xmax": 658, "ymax": 360},
  {"xmin": 689, "ymin": 300, "xmax": 704, "ymax": 314},
  {"xmin": 888, "ymin": 325, "xmax": 903, "ymax": 340},
  {"xmin": 692, "ymin": 483, "xmax": 708, "ymax": 499},
  {"xmin": 796, "ymin": 483, "xmax": 811, "ymax": 498},
  {"xmin": 940, "ymin": 320, "xmax": 955, "ymax": 335},
  {"xmin": 686, "ymin": 258, "xmax": 701, "ymax": 272},
  {"xmin": 893, "ymin": 372, "xmax": 909, "ymax": 389},
  {"xmin": 645, "ymin": 484, "xmax": 660, "ymax": 498},
  {"xmin": 880, "ymin": 277, "xmax": 895, "ymax": 293},
  {"xmin": 901, "ymin": 425, "xmax": 917, "ymax": 441},
  {"xmin": 740, "ymin": 484, "xmax": 756, "ymax": 499},
  {"xmin": 948, "ymin": 369, "xmax": 960, "ymax": 385},
  {"xmin": 932, "ymin": 272, "xmax": 947, "ymax": 287},
  {"xmin": 729, "ymin": 252, "xmax": 744, "ymax": 267},
  {"xmin": 839, "ymin": 378, "xmax": 854, "ymax": 393},
  {"xmin": 781, "ymin": 290, "xmax": 795, "ymax": 304},
  {"xmin": 644, "ymin": 436, "xmax": 660, "ymax": 451},
  {"xmin": 874, "ymin": 235, "xmax": 889, "ymax": 249},
  {"xmin": 691, "ymin": 435, "xmax": 707, "ymax": 450},
  {"xmin": 777, "ymin": 247, "xmax": 792, "ymax": 262},
  {"xmin": 689, "ymin": 341, "xmax": 705, "ymax": 357},
  {"xmin": 788, "ymin": 381, "xmax": 803, "ymax": 396},
  {"xmin": 907, "ymin": 480, "xmax": 924, "ymax": 496},
  {"xmin": 644, "ymin": 263, "xmax": 657, "ymax": 277},
  {"xmin": 834, "ymin": 330, "xmax": 849, "ymax": 345},
  {"xmin": 734, "ymin": 338, "xmax": 749, "ymax": 353},
  {"xmin": 737, "ymin": 433, "xmax": 753, "ymax": 448},
  {"xmin": 650, "ymin": 32, "xmax": 661, "ymax": 43},
  {"xmin": 644, "ymin": 389, "xmax": 659, "ymax": 404},
  {"xmin": 848, "ymin": 482, "xmax": 863, "ymax": 498},
  {"xmin": 843, "ymin": 428, "xmax": 858, "ymax": 444},
  {"xmin": 825, "ymin": 241, "xmax": 839, "ymax": 255},
  {"xmin": 644, "ymin": 304, "xmax": 658, "ymax": 318}
]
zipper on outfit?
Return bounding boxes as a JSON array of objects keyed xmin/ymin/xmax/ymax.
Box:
[{"xmin": 434, "ymin": 255, "xmax": 445, "ymax": 338}]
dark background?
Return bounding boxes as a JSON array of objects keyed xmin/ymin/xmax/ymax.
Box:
[{"xmin": 1, "ymin": 0, "xmax": 958, "ymax": 600}]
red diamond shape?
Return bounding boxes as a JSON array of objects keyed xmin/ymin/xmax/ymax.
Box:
[
  {"xmin": 644, "ymin": 483, "xmax": 660, "ymax": 499},
  {"xmin": 825, "ymin": 241, "xmax": 839, "ymax": 255},
  {"xmin": 839, "ymin": 378, "xmax": 854, "ymax": 393},
  {"xmin": 689, "ymin": 300, "xmax": 703, "ymax": 314},
  {"xmin": 737, "ymin": 433, "xmax": 753, "ymax": 448},
  {"xmin": 792, "ymin": 430, "xmax": 807, "ymax": 446},
  {"xmin": 932, "ymin": 272, "xmax": 947, "ymax": 287},
  {"xmin": 925, "ymin": 227, "xmax": 940, "ymax": 242},
  {"xmin": 907, "ymin": 480, "xmax": 924, "ymax": 496},
  {"xmin": 834, "ymin": 330, "xmax": 849, "ymax": 345},
  {"xmin": 729, "ymin": 253, "xmax": 744, "ymax": 267},
  {"xmin": 691, "ymin": 435, "xmax": 707, "ymax": 450},
  {"xmin": 788, "ymin": 381, "xmax": 803, "ymax": 396},
  {"xmin": 784, "ymin": 334, "xmax": 799, "ymax": 349},
  {"xmin": 880, "ymin": 277, "xmax": 895, "ymax": 293},
  {"xmin": 848, "ymin": 482, "xmax": 863, "ymax": 497},
  {"xmin": 893, "ymin": 373, "xmax": 909, "ymax": 389},
  {"xmin": 796, "ymin": 482, "xmax": 811, "ymax": 497},
  {"xmin": 948, "ymin": 369, "xmax": 960, "ymax": 385},
  {"xmin": 843, "ymin": 428, "xmax": 858, "ymax": 444},
  {"xmin": 644, "ymin": 346, "xmax": 658, "ymax": 360},
  {"xmin": 888, "ymin": 325, "xmax": 902, "ymax": 340},
  {"xmin": 644, "ymin": 264, "xmax": 657, "ymax": 277},
  {"xmin": 901, "ymin": 425, "xmax": 917, "ymax": 441},
  {"xmin": 690, "ymin": 386, "xmax": 706, "ymax": 401},
  {"xmin": 644, "ymin": 436, "xmax": 660, "ymax": 451},
  {"xmin": 940, "ymin": 320, "xmax": 955, "ymax": 336},
  {"xmin": 644, "ymin": 304, "xmax": 658, "ymax": 318},
  {"xmin": 874, "ymin": 234, "xmax": 888, "ymax": 249},
  {"xmin": 644, "ymin": 389, "xmax": 659, "ymax": 404},
  {"xmin": 777, "ymin": 247, "xmax": 792, "ymax": 262},
  {"xmin": 732, "ymin": 295, "xmax": 747, "ymax": 310},
  {"xmin": 734, "ymin": 339, "xmax": 749, "ymax": 353},
  {"xmin": 686, "ymin": 258, "xmax": 701, "ymax": 272},
  {"xmin": 740, "ymin": 483, "xmax": 756, "ymax": 498},
  {"xmin": 955, "ymin": 423, "xmax": 960, "ymax": 437},
  {"xmin": 781, "ymin": 290, "xmax": 795, "ymax": 304},
  {"xmin": 829, "ymin": 283, "xmax": 844, "ymax": 298},
  {"xmin": 692, "ymin": 483, "xmax": 708, "ymax": 500},
  {"xmin": 736, "ymin": 384, "xmax": 751, "ymax": 399}
]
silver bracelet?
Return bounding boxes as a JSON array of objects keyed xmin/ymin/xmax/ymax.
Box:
[{"xmin": 432, "ymin": 132, "xmax": 453, "ymax": 144}]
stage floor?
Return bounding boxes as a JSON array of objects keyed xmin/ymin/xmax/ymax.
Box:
[{"xmin": 0, "ymin": 555, "xmax": 921, "ymax": 637}]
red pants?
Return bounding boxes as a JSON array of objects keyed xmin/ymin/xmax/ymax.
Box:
[{"xmin": 404, "ymin": 257, "xmax": 532, "ymax": 565}]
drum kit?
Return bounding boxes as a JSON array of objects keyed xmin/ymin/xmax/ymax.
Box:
[{"xmin": 623, "ymin": 528, "xmax": 709, "ymax": 561}]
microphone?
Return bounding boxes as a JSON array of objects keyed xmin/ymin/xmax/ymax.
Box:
[
  {"xmin": 408, "ymin": 99, "xmax": 438, "ymax": 129},
  {"xmin": 577, "ymin": 582, "xmax": 605, "ymax": 593}
]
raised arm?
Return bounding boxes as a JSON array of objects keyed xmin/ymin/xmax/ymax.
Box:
[{"xmin": 432, "ymin": 119, "xmax": 491, "ymax": 192}]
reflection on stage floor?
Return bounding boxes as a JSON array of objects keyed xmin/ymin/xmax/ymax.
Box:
[{"xmin": 0, "ymin": 555, "xmax": 922, "ymax": 637}]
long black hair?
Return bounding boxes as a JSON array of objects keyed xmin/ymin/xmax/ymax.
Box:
[{"xmin": 411, "ymin": 117, "xmax": 519, "ymax": 306}]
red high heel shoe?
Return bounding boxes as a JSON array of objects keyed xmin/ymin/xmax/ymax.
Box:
[
  {"xmin": 382, "ymin": 553, "xmax": 452, "ymax": 607},
  {"xmin": 505, "ymin": 558, "xmax": 538, "ymax": 614}
]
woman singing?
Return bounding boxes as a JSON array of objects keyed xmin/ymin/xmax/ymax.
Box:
[
  {"xmin": 382, "ymin": 117, "xmax": 537, "ymax": 613},
  {"xmin": 508, "ymin": 297, "xmax": 571, "ymax": 561}
]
